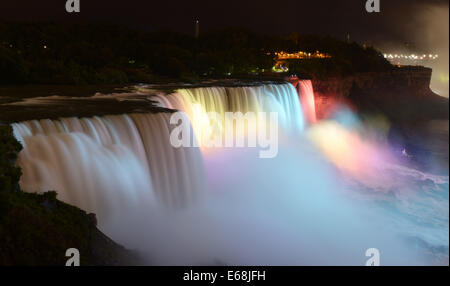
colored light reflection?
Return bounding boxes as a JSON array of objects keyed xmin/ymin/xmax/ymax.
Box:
[{"xmin": 307, "ymin": 120, "xmax": 390, "ymax": 185}]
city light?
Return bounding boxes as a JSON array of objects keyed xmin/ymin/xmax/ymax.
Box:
[
  {"xmin": 383, "ymin": 53, "xmax": 439, "ymax": 60},
  {"xmin": 275, "ymin": 51, "xmax": 331, "ymax": 60},
  {"xmin": 272, "ymin": 50, "xmax": 330, "ymax": 73}
]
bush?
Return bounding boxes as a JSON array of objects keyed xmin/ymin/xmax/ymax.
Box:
[
  {"xmin": 0, "ymin": 125, "xmax": 22, "ymax": 193},
  {"xmin": 0, "ymin": 46, "xmax": 29, "ymax": 84}
]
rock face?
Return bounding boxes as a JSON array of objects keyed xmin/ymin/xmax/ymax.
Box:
[
  {"xmin": 311, "ymin": 66, "xmax": 448, "ymax": 123},
  {"xmin": 0, "ymin": 190, "xmax": 141, "ymax": 266},
  {"xmin": 311, "ymin": 66, "xmax": 449, "ymax": 174},
  {"xmin": 0, "ymin": 125, "xmax": 141, "ymax": 266}
]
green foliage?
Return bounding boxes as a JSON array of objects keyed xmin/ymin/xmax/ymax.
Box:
[
  {"xmin": 96, "ymin": 68, "xmax": 129, "ymax": 84},
  {"xmin": 281, "ymin": 35, "xmax": 392, "ymax": 78},
  {"xmin": 0, "ymin": 125, "xmax": 22, "ymax": 193},
  {"xmin": 0, "ymin": 190, "xmax": 92, "ymax": 265},
  {"xmin": 0, "ymin": 46, "xmax": 29, "ymax": 84},
  {"xmin": 0, "ymin": 126, "xmax": 83, "ymax": 265},
  {"xmin": 0, "ymin": 124, "xmax": 135, "ymax": 265},
  {"xmin": 0, "ymin": 22, "xmax": 392, "ymax": 84}
]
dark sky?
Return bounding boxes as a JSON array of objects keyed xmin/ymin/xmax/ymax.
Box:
[{"xmin": 0, "ymin": 0, "xmax": 448, "ymax": 49}]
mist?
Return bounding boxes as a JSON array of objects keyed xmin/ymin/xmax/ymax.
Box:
[
  {"xmin": 12, "ymin": 88, "xmax": 448, "ymax": 266},
  {"xmin": 101, "ymin": 111, "xmax": 448, "ymax": 266},
  {"xmin": 419, "ymin": 3, "xmax": 449, "ymax": 97},
  {"xmin": 374, "ymin": 2, "xmax": 449, "ymax": 97}
]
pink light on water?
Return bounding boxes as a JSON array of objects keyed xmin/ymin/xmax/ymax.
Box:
[
  {"xmin": 287, "ymin": 77, "xmax": 317, "ymax": 124},
  {"xmin": 307, "ymin": 120, "xmax": 395, "ymax": 189}
]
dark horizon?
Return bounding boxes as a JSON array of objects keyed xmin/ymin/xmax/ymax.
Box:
[
  {"xmin": 1, "ymin": 0, "xmax": 448, "ymax": 96},
  {"xmin": 0, "ymin": 0, "xmax": 448, "ymax": 50}
]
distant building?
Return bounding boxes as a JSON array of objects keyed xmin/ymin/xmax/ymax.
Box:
[
  {"xmin": 195, "ymin": 20, "xmax": 199, "ymax": 39},
  {"xmin": 272, "ymin": 51, "xmax": 331, "ymax": 73}
]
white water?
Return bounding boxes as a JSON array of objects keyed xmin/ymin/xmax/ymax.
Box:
[
  {"xmin": 153, "ymin": 83, "xmax": 305, "ymax": 134},
  {"xmin": 289, "ymin": 79, "xmax": 317, "ymax": 124},
  {"xmin": 12, "ymin": 113, "xmax": 205, "ymax": 219},
  {"xmin": 11, "ymin": 82, "xmax": 449, "ymax": 265}
]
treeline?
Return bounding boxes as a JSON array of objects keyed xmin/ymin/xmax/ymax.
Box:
[
  {"xmin": 0, "ymin": 124, "xmax": 22, "ymax": 192},
  {"xmin": 283, "ymin": 34, "xmax": 393, "ymax": 78},
  {"xmin": 0, "ymin": 22, "xmax": 392, "ymax": 85}
]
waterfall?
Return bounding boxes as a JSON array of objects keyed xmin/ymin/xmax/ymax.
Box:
[
  {"xmin": 12, "ymin": 113, "xmax": 205, "ymax": 220},
  {"xmin": 11, "ymin": 82, "xmax": 308, "ymax": 216},
  {"xmin": 297, "ymin": 80, "xmax": 317, "ymax": 124},
  {"xmin": 8, "ymin": 81, "xmax": 448, "ymax": 265},
  {"xmin": 11, "ymin": 82, "xmax": 306, "ymax": 216},
  {"xmin": 153, "ymin": 83, "xmax": 305, "ymax": 143},
  {"xmin": 287, "ymin": 78, "xmax": 317, "ymax": 124}
]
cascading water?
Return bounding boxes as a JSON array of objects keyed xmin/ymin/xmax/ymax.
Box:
[
  {"xmin": 288, "ymin": 78, "xmax": 317, "ymax": 124},
  {"xmin": 153, "ymin": 83, "xmax": 305, "ymax": 140},
  {"xmin": 297, "ymin": 80, "xmax": 317, "ymax": 124},
  {"xmin": 12, "ymin": 113, "xmax": 205, "ymax": 218},
  {"xmin": 10, "ymin": 81, "xmax": 449, "ymax": 265}
]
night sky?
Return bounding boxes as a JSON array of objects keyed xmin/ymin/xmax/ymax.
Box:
[{"xmin": 0, "ymin": 0, "xmax": 448, "ymax": 50}]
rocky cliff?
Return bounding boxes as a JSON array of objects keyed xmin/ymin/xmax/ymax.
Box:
[
  {"xmin": 312, "ymin": 66, "xmax": 448, "ymax": 123},
  {"xmin": 311, "ymin": 66, "xmax": 449, "ymax": 173}
]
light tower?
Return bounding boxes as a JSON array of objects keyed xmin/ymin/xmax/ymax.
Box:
[{"xmin": 195, "ymin": 20, "xmax": 200, "ymax": 39}]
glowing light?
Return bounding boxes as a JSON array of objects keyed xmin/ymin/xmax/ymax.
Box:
[
  {"xmin": 288, "ymin": 77, "xmax": 317, "ymax": 124},
  {"xmin": 275, "ymin": 50, "xmax": 331, "ymax": 60},
  {"xmin": 383, "ymin": 52, "xmax": 440, "ymax": 65},
  {"xmin": 272, "ymin": 64, "xmax": 288, "ymax": 73},
  {"xmin": 307, "ymin": 120, "xmax": 391, "ymax": 187},
  {"xmin": 440, "ymin": 73, "xmax": 449, "ymax": 83},
  {"xmin": 153, "ymin": 84, "xmax": 305, "ymax": 150}
]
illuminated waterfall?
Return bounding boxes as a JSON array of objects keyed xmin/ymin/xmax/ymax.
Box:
[
  {"xmin": 153, "ymin": 83, "xmax": 305, "ymax": 148},
  {"xmin": 12, "ymin": 113, "xmax": 205, "ymax": 219},
  {"xmin": 8, "ymin": 81, "xmax": 448, "ymax": 265},
  {"xmin": 288, "ymin": 78, "xmax": 317, "ymax": 124},
  {"xmin": 297, "ymin": 80, "xmax": 317, "ymax": 124},
  {"xmin": 11, "ymin": 83, "xmax": 306, "ymax": 215}
]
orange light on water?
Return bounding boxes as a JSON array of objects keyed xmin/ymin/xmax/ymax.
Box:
[{"xmin": 307, "ymin": 121, "xmax": 389, "ymax": 186}]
